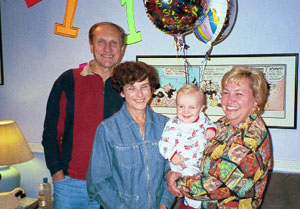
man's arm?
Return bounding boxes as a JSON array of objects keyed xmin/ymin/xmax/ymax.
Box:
[
  {"xmin": 52, "ymin": 170, "xmax": 65, "ymax": 182},
  {"xmin": 42, "ymin": 72, "xmax": 70, "ymax": 177}
]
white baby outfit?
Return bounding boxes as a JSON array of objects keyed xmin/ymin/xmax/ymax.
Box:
[{"xmin": 159, "ymin": 112, "xmax": 216, "ymax": 208}]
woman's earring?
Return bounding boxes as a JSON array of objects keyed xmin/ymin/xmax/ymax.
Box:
[{"xmin": 256, "ymin": 106, "xmax": 261, "ymax": 113}]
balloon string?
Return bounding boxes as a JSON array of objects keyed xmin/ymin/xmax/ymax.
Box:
[
  {"xmin": 183, "ymin": 57, "xmax": 191, "ymax": 85},
  {"xmin": 174, "ymin": 34, "xmax": 191, "ymax": 85},
  {"xmin": 205, "ymin": 46, "xmax": 213, "ymax": 59},
  {"xmin": 200, "ymin": 46, "xmax": 213, "ymax": 83},
  {"xmin": 182, "ymin": 45, "xmax": 191, "ymax": 85},
  {"xmin": 200, "ymin": 57, "xmax": 207, "ymax": 84},
  {"xmin": 175, "ymin": 34, "xmax": 189, "ymax": 54}
]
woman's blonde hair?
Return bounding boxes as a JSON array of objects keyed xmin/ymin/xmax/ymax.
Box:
[
  {"xmin": 176, "ymin": 84, "xmax": 206, "ymax": 107},
  {"xmin": 221, "ymin": 66, "xmax": 269, "ymax": 113}
]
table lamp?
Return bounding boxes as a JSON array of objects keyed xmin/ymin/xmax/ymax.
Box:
[{"xmin": 0, "ymin": 120, "xmax": 34, "ymax": 192}]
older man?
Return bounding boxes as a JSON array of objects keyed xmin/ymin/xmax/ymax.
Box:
[{"xmin": 42, "ymin": 22, "xmax": 126, "ymax": 209}]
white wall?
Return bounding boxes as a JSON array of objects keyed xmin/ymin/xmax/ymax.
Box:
[{"xmin": 1, "ymin": 0, "xmax": 300, "ymax": 198}]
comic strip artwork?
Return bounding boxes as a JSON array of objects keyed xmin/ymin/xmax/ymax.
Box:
[
  {"xmin": 138, "ymin": 54, "xmax": 298, "ymax": 128},
  {"xmin": 150, "ymin": 64, "xmax": 286, "ymax": 121}
]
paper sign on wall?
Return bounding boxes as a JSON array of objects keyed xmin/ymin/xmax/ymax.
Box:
[{"xmin": 25, "ymin": 0, "xmax": 42, "ymax": 8}]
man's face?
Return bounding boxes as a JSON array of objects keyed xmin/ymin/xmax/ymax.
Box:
[{"xmin": 89, "ymin": 24, "xmax": 125, "ymax": 70}]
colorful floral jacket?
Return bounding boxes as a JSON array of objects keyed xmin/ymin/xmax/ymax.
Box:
[{"xmin": 177, "ymin": 112, "xmax": 273, "ymax": 209}]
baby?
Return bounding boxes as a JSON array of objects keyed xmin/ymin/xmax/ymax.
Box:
[{"xmin": 159, "ymin": 84, "xmax": 216, "ymax": 209}]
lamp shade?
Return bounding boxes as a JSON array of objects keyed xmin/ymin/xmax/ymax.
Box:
[{"xmin": 0, "ymin": 120, "xmax": 34, "ymax": 165}]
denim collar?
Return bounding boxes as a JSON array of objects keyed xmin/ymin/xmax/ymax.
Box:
[{"xmin": 119, "ymin": 103, "xmax": 155, "ymax": 130}]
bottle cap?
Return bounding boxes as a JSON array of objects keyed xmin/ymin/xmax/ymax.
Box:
[{"xmin": 43, "ymin": 177, "xmax": 48, "ymax": 183}]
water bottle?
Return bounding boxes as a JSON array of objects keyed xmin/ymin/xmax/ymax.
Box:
[{"xmin": 38, "ymin": 177, "xmax": 52, "ymax": 209}]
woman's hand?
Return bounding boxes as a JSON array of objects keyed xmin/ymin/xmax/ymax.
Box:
[{"xmin": 166, "ymin": 171, "xmax": 183, "ymax": 197}]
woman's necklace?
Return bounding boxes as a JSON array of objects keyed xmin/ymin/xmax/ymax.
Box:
[
  {"xmin": 131, "ymin": 112, "xmax": 146, "ymax": 137},
  {"xmin": 140, "ymin": 124, "xmax": 145, "ymax": 137}
]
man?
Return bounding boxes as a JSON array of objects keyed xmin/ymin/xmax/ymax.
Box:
[{"xmin": 42, "ymin": 22, "xmax": 126, "ymax": 209}]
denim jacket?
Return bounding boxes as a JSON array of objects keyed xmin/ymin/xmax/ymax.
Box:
[{"xmin": 87, "ymin": 103, "xmax": 175, "ymax": 209}]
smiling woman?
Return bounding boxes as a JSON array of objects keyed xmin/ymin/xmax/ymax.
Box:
[
  {"xmin": 168, "ymin": 66, "xmax": 273, "ymax": 209},
  {"xmin": 86, "ymin": 61, "xmax": 175, "ymax": 209}
]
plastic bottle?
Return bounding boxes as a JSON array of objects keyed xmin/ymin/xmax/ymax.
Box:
[{"xmin": 38, "ymin": 177, "xmax": 52, "ymax": 209}]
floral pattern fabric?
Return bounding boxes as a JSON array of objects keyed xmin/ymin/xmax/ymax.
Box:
[{"xmin": 159, "ymin": 112, "xmax": 216, "ymax": 176}]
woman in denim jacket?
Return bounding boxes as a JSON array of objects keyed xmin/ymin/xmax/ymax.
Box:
[{"xmin": 87, "ymin": 61, "xmax": 175, "ymax": 209}]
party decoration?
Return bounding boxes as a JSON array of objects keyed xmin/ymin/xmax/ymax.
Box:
[
  {"xmin": 194, "ymin": 0, "xmax": 238, "ymax": 49},
  {"xmin": 144, "ymin": 0, "xmax": 209, "ymax": 85},
  {"xmin": 54, "ymin": 0, "xmax": 79, "ymax": 38},
  {"xmin": 195, "ymin": 0, "xmax": 237, "ymax": 83},
  {"xmin": 52, "ymin": 0, "xmax": 142, "ymax": 43},
  {"xmin": 25, "ymin": 0, "xmax": 42, "ymax": 8},
  {"xmin": 194, "ymin": 8, "xmax": 218, "ymax": 44},
  {"xmin": 121, "ymin": 0, "xmax": 142, "ymax": 45},
  {"xmin": 144, "ymin": 0, "xmax": 207, "ymax": 36}
]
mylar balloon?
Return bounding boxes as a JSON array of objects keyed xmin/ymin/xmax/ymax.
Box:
[
  {"xmin": 144, "ymin": 0, "xmax": 209, "ymax": 36},
  {"xmin": 194, "ymin": 0, "xmax": 238, "ymax": 47}
]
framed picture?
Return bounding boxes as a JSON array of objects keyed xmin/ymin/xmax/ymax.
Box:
[
  {"xmin": 0, "ymin": 7, "xmax": 3, "ymax": 85},
  {"xmin": 137, "ymin": 54, "xmax": 299, "ymax": 129}
]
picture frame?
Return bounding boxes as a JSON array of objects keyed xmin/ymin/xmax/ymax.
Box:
[
  {"xmin": 0, "ymin": 6, "xmax": 3, "ymax": 85},
  {"xmin": 137, "ymin": 54, "xmax": 299, "ymax": 129}
]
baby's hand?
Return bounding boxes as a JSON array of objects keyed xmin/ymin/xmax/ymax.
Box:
[
  {"xmin": 171, "ymin": 153, "xmax": 186, "ymax": 168},
  {"xmin": 205, "ymin": 129, "xmax": 216, "ymax": 140}
]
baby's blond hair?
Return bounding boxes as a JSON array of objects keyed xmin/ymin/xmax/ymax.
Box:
[{"xmin": 176, "ymin": 84, "xmax": 206, "ymax": 107}]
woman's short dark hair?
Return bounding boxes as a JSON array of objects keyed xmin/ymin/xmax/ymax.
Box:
[{"xmin": 111, "ymin": 61, "xmax": 160, "ymax": 94}]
